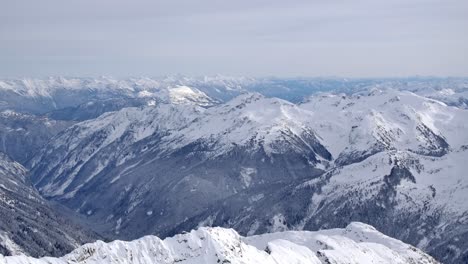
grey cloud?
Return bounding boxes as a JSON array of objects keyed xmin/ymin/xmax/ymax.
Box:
[{"xmin": 1, "ymin": 0, "xmax": 467, "ymax": 77}]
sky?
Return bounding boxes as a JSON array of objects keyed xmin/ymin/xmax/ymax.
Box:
[{"xmin": 1, "ymin": 0, "xmax": 468, "ymax": 78}]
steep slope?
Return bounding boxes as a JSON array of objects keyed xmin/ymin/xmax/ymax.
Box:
[
  {"xmin": 26, "ymin": 90, "xmax": 468, "ymax": 263},
  {"xmin": 0, "ymin": 111, "xmax": 71, "ymax": 164},
  {"xmin": 0, "ymin": 152, "xmax": 97, "ymax": 257},
  {"xmin": 171, "ymin": 90, "xmax": 468, "ymax": 263},
  {"xmin": 0, "ymin": 223, "xmax": 438, "ymax": 264},
  {"xmin": 160, "ymin": 93, "xmax": 331, "ymax": 160},
  {"xmin": 167, "ymin": 85, "xmax": 217, "ymax": 107},
  {"xmin": 29, "ymin": 94, "xmax": 330, "ymax": 239},
  {"xmin": 181, "ymin": 149, "xmax": 468, "ymax": 262}
]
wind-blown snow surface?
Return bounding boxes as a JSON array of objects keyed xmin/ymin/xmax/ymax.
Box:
[
  {"xmin": 26, "ymin": 89, "xmax": 468, "ymax": 263},
  {"xmin": 0, "ymin": 223, "xmax": 438, "ymax": 264}
]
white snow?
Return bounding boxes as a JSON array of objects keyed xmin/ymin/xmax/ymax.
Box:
[
  {"xmin": 30, "ymin": 104, "xmax": 202, "ymax": 198},
  {"xmin": 114, "ymin": 218, "xmax": 122, "ymax": 235},
  {"xmin": 29, "ymin": 89, "xmax": 468, "ymax": 232},
  {"xmin": 240, "ymin": 167, "xmax": 256, "ymax": 188},
  {"xmin": 248, "ymin": 193, "xmax": 264, "ymax": 203},
  {"xmin": 0, "ymin": 232, "xmax": 23, "ymax": 256},
  {"xmin": 137, "ymin": 90, "xmax": 155, "ymax": 98},
  {"xmin": 160, "ymin": 93, "xmax": 322, "ymax": 159},
  {"xmin": 302, "ymin": 90, "xmax": 464, "ymax": 157},
  {"xmin": 0, "ymin": 223, "xmax": 438, "ymax": 264},
  {"xmin": 270, "ymin": 214, "xmax": 289, "ymax": 232},
  {"xmin": 168, "ymin": 85, "xmax": 214, "ymax": 106}
]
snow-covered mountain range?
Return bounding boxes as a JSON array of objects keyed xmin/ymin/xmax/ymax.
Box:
[
  {"xmin": 0, "ymin": 76, "xmax": 467, "ymax": 263},
  {"xmin": 0, "ymin": 77, "xmax": 219, "ymax": 118},
  {"xmin": 0, "ymin": 222, "xmax": 438, "ymax": 264},
  {"xmin": 173, "ymin": 90, "xmax": 468, "ymax": 263},
  {"xmin": 1, "ymin": 76, "xmax": 467, "ymax": 117},
  {"xmin": 28, "ymin": 93, "xmax": 330, "ymax": 241},
  {"xmin": 23, "ymin": 87, "xmax": 468, "ymax": 263}
]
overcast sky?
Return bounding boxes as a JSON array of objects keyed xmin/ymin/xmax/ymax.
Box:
[{"xmin": 1, "ymin": 0, "xmax": 467, "ymax": 77}]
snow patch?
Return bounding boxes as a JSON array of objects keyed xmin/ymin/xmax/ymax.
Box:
[{"xmin": 240, "ymin": 167, "xmax": 256, "ymax": 188}]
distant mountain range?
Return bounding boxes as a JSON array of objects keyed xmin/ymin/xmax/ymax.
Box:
[
  {"xmin": 0, "ymin": 76, "xmax": 467, "ymax": 117},
  {"xmin": 0, "ymin": 76, "xmax": 467, "ymax": 263}
]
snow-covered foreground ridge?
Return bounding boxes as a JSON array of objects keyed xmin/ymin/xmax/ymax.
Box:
[{"xmin": 0, "ymin": 223, "xmax": 437, "ymax": 264}]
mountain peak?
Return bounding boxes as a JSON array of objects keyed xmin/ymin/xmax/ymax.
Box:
[
  {"xmin": 168, "ymin": 85, "xmax": 216, "ymax": 106},
  {"xmin": 0, "ymin": 223, "xmax": 438, "ymax": 264}
]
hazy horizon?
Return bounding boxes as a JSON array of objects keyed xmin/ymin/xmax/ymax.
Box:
[
  {"xmin": 2, "ymin": 74, "xmax": 468, "ymax": 80},
  {"xmin": 2, "ymin": 0, "xmax": 468, "ymax": 77}
]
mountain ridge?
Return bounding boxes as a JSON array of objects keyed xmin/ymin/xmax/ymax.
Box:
[
  {"xmin": 25, "ymin": 89, "xmax": 468, "ymax": 262},
  {"xmin": 0, "ymin": 222, "xmax": 438, "ymax": 264}
]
